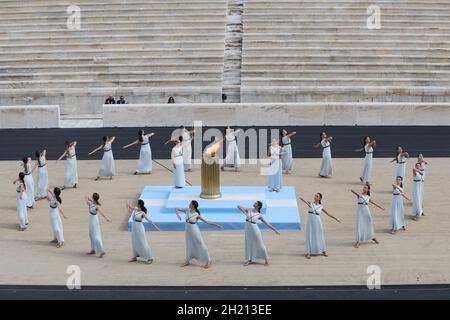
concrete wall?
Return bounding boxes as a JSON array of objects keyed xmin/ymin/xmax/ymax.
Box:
[
  {"xmin": 0, "ymin": 105, "xmax": 60, "ymax": 129},
  {"xmin": 103, "ymin": 103, "xmax": 450, "ymax": 127}
]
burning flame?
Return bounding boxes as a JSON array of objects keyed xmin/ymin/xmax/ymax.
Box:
[{"xmin": 205, "ymin": 142, "xmax": 220, "ymax": 157}]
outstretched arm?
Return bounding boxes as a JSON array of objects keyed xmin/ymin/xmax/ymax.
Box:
[
  {"xmin": 322, "ymin": 208, "xmax": 341, "ymax": 223},
  {"xmin": 198, "ymin": 216, "xmax": 223, "ymax": 229},
  {"xmin": 259, "ymin": 216, "xmax": 280, "ymax": 235},
  {"xmin": 237, "ymin": 205, "xmax": 248, "ymax": 215},
  {"xmin": 97, "ymin": 206, "xmax": 111, "ymax": 222},
  {"xmin": 56, "ymin": 151, "xmax": 66, "ymax": 162},
  {"xmin": 175, "ymin": 208, "xmax": 187, "ymax": 221},
  {"xmin": 85, "ymin": 195, "xmax": 92, "ymax": 206},
  {"xmin": 354, "ymin": 147, "xmax": 364, "ymax": 152},
  {"xmin": 144, "ymin": 214, "xmax": 159, "ymax": 231},
  {"xmin": 298, "ymin": 197, "xmax": 311, "ymax": 207},
  {"xmin": 122, "ymin": 139, "xmax": 139, "ymax": 149},
  {"xmin": 109, "ymin": 136, "xmax": 116, "ymax": 144},
  {"xmin": 88, "ymin": 145, "xmax": 102, "ymax": 156},
  {"xmin": 350, "ymin": 189, "xmax": 360, "ymax": 197},
  {"xmin": 146, "ymin": 133, "xmax": 155, "ymax": 138},
  {"xmin": 369, "ymin": 199, "xmax": 385, "ymax": 211},
  {"xmin": 287, "ymin": 131, "xmax": 297, "ymax": 138}
]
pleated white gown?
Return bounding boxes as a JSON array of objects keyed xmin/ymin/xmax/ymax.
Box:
[
  {"xmin": 16, "ymin": 183, "xmax": 28, "ymax": 229},
  {"xmin": 361, "ymin": 144, "xmax": 373, "ymax": 182},
  {"xmin": 268, "ymin": 145, "xmax": 283, "ymax": 191},
  {"xmin": 305, "ymin": 203, "xmax": 326, "ymax": 255},
  {"xmin": 64, "ymin": 146, "xmax": 78, "ymax": 186},
  {"xmin": 355, "ymin": 195, "xmax": 375, "ymax": 242},
  {"xmin": 223, "ymin": 132, "xmax": 241, "ymax": 168},
  {"xmin": 48, "ymin": 197, "xmax": 64, "ymax": 243},
  {"xmin": 136, "ymin": 136, "xmax": 152, "ymax": 173},
  {"xmin": 244, "ymin": 209, "xmax": 269, "ymax": 261},
  {"xmin": 319, "ymin": 140, "xmax": 332, "ymax": 177},
  {"xmin": 98, "ymin": 142, "xmax": 115, "ymax": 177},
  {"xmin": 185, "ymin": 212, "xmax": 210, "ymax": 263},
  {"xmin": 281, "ymin": 136, "xmax": 293, "ymax": 172},
  {"xmin": 36, "ymin": 156, "xmax": 48, "ymax": 198},
  {"xmin": 23, "ymin": 163, "xmax": 35, "ymax": 208},
  {"xmin": 172, "ymin": 145, "xmax": 185, "ymax": 188},
  {"xmin": 131, "ymin": 209, "xmax": 153, "ymax": 260},
  {"xmin": 182, "ymin": 131, "xmax": 192, "ymax": 171},
  {"xmin": 396, "ymin": 154, "xmax": 407, "ymax": 181},
  {"xmin": 88, "ymin": 203, "xmax": 105, "ymax": 254},
  {"xmin": 420, "ymin": 163, "xmax": 426, "ymax": 208},
  {"xmin": 389, "ymin": 185, "xmax": 405, "ymax": 231},
  {"xmin": 412, "ymin": 172, "xmax": 424, "ymax": 217}
]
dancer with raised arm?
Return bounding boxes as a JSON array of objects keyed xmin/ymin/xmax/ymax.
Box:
[
  {"xmin": 389, "ymin": 176, "xmax": 410, "ymax": 234},
  {"xmin": 47, "ymin": 187, "xmax": 67, "ymax": 248},
  {"xmin": 237, "ymin": 202, "xmax": 280, "ymax": 266},
  {"xmin": 299, "ymin": 193, "xmax": 340, "ymax": 259},
  {"xmin": 355, "ymin": 136, "xmax": 376, "ymax": 183},
  {"xmin": 176, "ymin": 201, "xmax": 223, "ymax": 269},
  {"xmin": 390, "ymin": 146, "xmax": 409, "ymax": 183},
  {"xmin": 313, "ymin": 132, "xmax": 333, "ymax": 178},
  {"xmin": 86, "ymin": 193, "xmax": 111, "ymax": 258},
  {"xmin": 57, "ymin": 141, "xmax": 78, "ymax": 190},
  {"xmin": 127, "ymin": 200, "xmax": 159, "ymax": 264},
  {"xmin": 412, "ymin": 162, "xmax": 425, "ymax": 221},
  {"xmin": 351, "ymin": 183, "xmax": 385, "ymax": 248},
  {"xmin": 35, "ymin": 150, "xmax": 48, "ymax": 201},
  {"xmin": 172, "ymin": 136, "xmax": 186, "ymax": 188},
  {"xmin": 417, "ymin": 153, "xmax": 428, "ymax": 210},
  {"xmin": 280, "ymin": 129, "xmax": 296, "ymax": 174},
  {"xmin": 88, "ymin": 136, "xmax": 116, "ymax": 180},
  {"xmin": 21, "ymin": 156, "xmax": 35, "ymax": 209},
  {"xmin": 122, "ymin": 130, "xmax": 154, "ymax": 175},
  {"xmin": 181, "ymin": 125, "xmax": 195, "ymax": 172},
  {"xmin": 13, "ymin": 172, "xmax": 28, "ymax": 231},
  {"xmin": 222, "ymin": 126, "xmax": 241, "ymax": 171},
  {"xmin": 267, "ymin": 139, "xmax": 283, "ymax": 192}
]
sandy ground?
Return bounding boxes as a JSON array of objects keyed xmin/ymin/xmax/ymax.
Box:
[{"xmin": 0, "ymin": 158, "xmax": 449, "ymax": 286}]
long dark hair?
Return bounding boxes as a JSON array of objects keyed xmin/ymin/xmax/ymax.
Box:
[
  {"xmin": 396, "ymin": 176, "xmax": 404, "ymax": 188},
  {"xmin": 168, "ymin": 96, "xmax": 175, "ymax": 103},
  {"xmin": 22, "ymin": 157, "xmax": 30, "ymax": 172},
  {"xmin": 138, "ymin": 129, "xmax": 144, "ymax": 142},
  {"xmin": 255, "ymin": 201, "xmax": 263, "ymax": 213},
  {"xmin": 18, "ymin": 172, "xmax": 26, "ymax": 189},
  {"xmin": 364, "ymin": 182, "xmax": 371, "ymax": 196},
  {"xmin": 363, "ymin": 136, "xmax": 369, "ymax": 149},
  {"xmin": 54, "ymin": 187, "xmax": 62, "ymax": 204},
  {"xmin": 319, "ymin": 131, "xmax": 326, "ymax": 142},
  {"xmin": 317, "ymin": 193, "xmax": 323, "ymax": 204},
  {"xmin": 92, "ymin": 193, "xmax": 101, "ymax": 206},
  {"xmin": 137, "ymin": 199, "xmax": 147, "ymax": 214},
  {"xmin": 178, "ymin": 135, "xmax": 183, "ymax": 143},
  {"xmin": 191, "ymin": 200, "xmax": 201, "ymax": 214},
  {"xmin": 102, "ymin": 136, "xmax": 108, "ymax": 147}
]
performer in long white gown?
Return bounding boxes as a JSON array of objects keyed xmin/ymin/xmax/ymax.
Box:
[
  {"xmin": 222, "ymin": 127, "xmax": 241, "ymax": 171},
  {"xmin": 299, "ymin": 194, "xmax": 340, "ymax": 259},
  {"xmin": 88, "ymin": 136, "xmax": 116, "ymax": 180},
  {"xmin": 172, "ymin": 136, "xmax": 186, "ymax": 188},
  {"xmin": 127, "ymin": 200, "xmax": 159, "ymax": 264},
  {"xmin": 389, "ymin": 176, "xmax": 410, "ymax": 234},
  {"xmin": 390, "ymin": 146, "xmax": 409, "ymax": 184},
  {"xmin": 237, "ymin": 202, "xmax": 279, "ymax": 266},
  {"xmin": 351, "ymin": 183, "xmax": 385, "ymax": 248},
  {"xmin": 47, "ymin": 187, "xmax": 67, "ymax": 248},
  {"xmin": 122, "ymin": 130, "xmax": 155, "ymax": 175},
  {"xmin": 20, "ymin": 157, "xmax": 36, "ymax": 209},
  {"xmin": 175, "ymin": 201, "xmax": 223, "ymax": 269},
  {"xmin": 412, "ymin": 162, "xmax": 425, "ymax": 220},
  {"xmin": 57, "ymin": 141, "xmax": 78, "ymax": 189},
  {"xmin": 417, "ymin": 153, "xmax": 428, "ymax": 212},
  {"xmin": 314, "ymin": 132, "xmax": 333, "ymax": 178},
  {"xmin": 355, "ymin": 136, "xmax": 376, "ymax": 183},
  {"xmin": 267, "ymin": 139, "xmax": 283, "ymax": 192},
  {"xmin": 86, "ymin": 193, "xmax": 111, "ymax": 258},
  {"xmin": 14, "ymin": 172, "xmax": 28, "ymax": 231},
  {"xmin": 180, "ymin": 126, "xmax": 195, "ymax": 172},
  {"xmin": 280, "ymin": 129, "xmax": 296, "ymax": 174},
  {"xmin": 35, "ymin": 150, "xmax": 48, "ymax": 200}
]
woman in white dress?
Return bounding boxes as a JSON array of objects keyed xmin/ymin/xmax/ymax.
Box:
[
  {"xmin": 351, "ymin": 183, "xmax": 385, "ymax": 248},
  {"xmin": 222, "ymin": 127, "xmax": 241, "ymax": 171},
  {"xmin": 313, "ymin": 132, "xmax": 333, "ymax": 178},
  {"xmin": 389, "ymin": 176, "xmax": 410, "ymax": 234},
  {"xmin": 172, "ymin": 136, "xmax": 186, "ymax": 188},
  {"xmin": 417, "ymin": 153, "xmax": 428, "ymax": 211},
  {"xmin": 280, "ymin": 129, "xmax": 296, "ymax": 174},
  {"xmin": 35, "ymin": 149, "xmax": 48, "ymax": 201},
  {"xmin": 122, "ymin": 130, "xmax": 155, "ymax": 175},
  {"xmin": 175, "ymin": 201, "xmax": 223, "ymax": 269},
  {"xmin": 412, "ymin": 162, "xmax": 425, "ymax": 221},
  {"xmin": 86, "ymin": 193, "xmax": 111, "ymax": 258},
  {"xmin": 57, "ymin": 141, "xmax": 78, "ymax": 189},
  {"xmin": 390, "ymin": 146, "xmax": 409, "ymax": 183},
  {"xmin": 127, "ymin": 200, "xmax": 159, "ymax": 264},
  {"xmin": 88, "ymin": 136, "xmax": 116, "ymax": 180},
  {"xmin": 299, "ymin": 193, "xmax": 341, "ymax": 259},
  {"xmin": 13, "ymin": 172, "xmax": 28, "ymax": 231},
  {"xmin": 267, "ymin": 139, "xmax": 284, "ymax": 192},
  {"xmin": 355, "ymin": 136, "xmax": 376, "ymax": 183},
  {"xmin": 237, "ymin": 201, "xmax": 280, "ymax": 266},
  {"xmin": 180, "ymin": 126, "xmax": 195, "ymax": 172},
  {"xmin": 47, "ymin": 187, "xmax": 67, "ymax": 248},
  {"xmin": 21, "ymin": 156, "xmax": 35, "ymax": 208}
]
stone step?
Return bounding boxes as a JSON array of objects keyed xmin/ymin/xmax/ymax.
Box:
[
  {"xmin": 1, "ymin": 8, "xmax": 226, "ymax": 16},
  {"xmin": 243, "ymin": 54, "xmax": 450, "ymax": 63},
  {"xmin": 243, "ymin": 26, "xmax": 450, "ymax": 34},
  {"xmin": 244, "ymin": 33, "xmax": 450, "ymax": 41},
  {"xmin": 243, "ymin": 40, "xmax": 450, "ymax": 49},
  {"xmin": 242, "ymin": 78, "xmax": 450, "ymax": 86},
  {"xmin": 244, "ymin": 13, "xmax": 450, "ymax": 19},
  {"xmin": 244, "ymin": 20, "xmax": 450, "ymax": 27},
  {"xmin": 243, "ymin": 47, "xmax": 450, "ymax": 56},
  {"xmin": 0, "ymin": 1, "xmax": 226, "ymax": 9}
]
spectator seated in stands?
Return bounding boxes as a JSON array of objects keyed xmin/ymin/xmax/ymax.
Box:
[
  {"xmin": 116, "ymin": 96, "xmax": 127, "ymax": 104},
  {"xmin": 168, "ymin": 96, "xmax": 175, "ymax": 104},
  {"xmin": 105, "ymin": 96, "xmax": 116, "ymax": 104}
]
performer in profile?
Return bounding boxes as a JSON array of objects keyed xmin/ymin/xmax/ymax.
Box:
[
  {"xmin": 175, "ymin": 201, "xmax": 223, "ymax": 269},
  {"xmin": 299, "ymin": 193, "xmax": 340, "ymax": 259},
  {"xmin": 280, "ymin": 129, "xmax": 296, "ymax": 174},
  {"xmin": 313, "ymin": 132, "xmax": 333, "ymax": 178},
  {"xmin": 13, "ymin": 172, "xmax": 28, "ymax": 231},
  {"xmin": 390, "ymin": 146, "xmax": 409, "ymax": 184},
  {"xmin": 57, "ymin": 140, "xmax": 78, "ymax": 190},
  {"xmin": 88, "ymin": 136, "xmax": 116, "ymax": 181},
  {"xmin": 389, "ymin": 176, "xmax": 410, "ymax": 234},
  {"xmin": 122, "ymin": 130, "xmax": 154, "ymax": 175},
  {"xmin": 412, "ymin": 162, "xmax": 425, "ymax": 221},
  {"xmin": 20, "ymin": 156, "xmax": 35, "ymax": 208},
  {"xmin": 86, "ymin": 193, "xmax": 111, "ymax": 258},
  {"xmin": 180, "ymin": 125, "xmax": 195, "ymax": 172},
  {"xmin": 267, "ymin": 139, "xmax": 283, "ymax": 192},
  {"xmin": 172, "ymin": 136, "xmax": 186, "ymax": 188},
  {"xmin": 47, "ymin": 187, "xmax": 67, "ymax": 248},
  {"xmin": 237, "ymin": 202, "xmax": 279, "ymax": 266},
  {"xmin": 222, "ymin": 126, "xmax": 241, "ymax": 171},
  {"xmin": 35, "ymin": 149, "xmax": 48, "ymax": 201},
  {"xmin": 355, "ymin": 136, "xmax": 376, "ymax": 183}
]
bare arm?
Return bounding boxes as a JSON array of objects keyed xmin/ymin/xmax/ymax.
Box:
[
  {"xmin": 354, "ymin": 147, "xmax": 364, "ymax": 152},
  {"xmin": 88, "ymin": 145, "xmax": 102, "ymax": 156},
  {"xmin": 109, "ymin": 136, "xmax": 116, "ymax": 144},
  {"xmin": 298, "ymin": 197, "xmax": 311, "ymax": 207},
  {"xmin": 198, "ymin": 215, "xmax": 223, "ymax": 229},
  {"xmin": 85, "ymin": 196, "xmax": 92, "ymax": 206},
  {"xmin": 287, "ymin": 131, "xmax": 297, "ymax": 138},
  {"xmin": 146, "ymin": 133, "xmax": 155, "ymax": 138},
  {"xmin": 259, "ymin": 216, "xmax": 280, "ymax": 235},
  {"xmin": 370, "ymin": 140, "xmax": 377, "ymax": 147},
  {"xmin": 97, "ymin": 206, "xmax": 111, "ymax": 222},
  {"xmin": 175, "ymin": 208, "xmax": 187, "ymax": 221},
  {"xmin": 56, "ymin": 151, "xmax": 66, "ymax": 162},
  {"xmin": 143, "ymin": 214, "xmax": 159, "ymax": 231},
  {"xmin": 57, "ymin": 202, "xmax": 67, "ymax": 219},
  {"xmin": 350, "ymin": 189, "xmax": 360, "ymax": 197},
  {"xmin": 237, "ymin": 205, "xmax": 248, "ymax": 215},
  {"xmin": 313, "ymin": 143, "xmax": 320, "ymax": 148},
  {"xmin": 122, "ymin": 139, "xmax": 139, "ymax": 149},
  {"xmin": 322, "ymin": 208, "xmax": 341, "ymax": 223},
  {"xmin": 369, "ymin": 199, "xmax": 385, "ymax": 211}
]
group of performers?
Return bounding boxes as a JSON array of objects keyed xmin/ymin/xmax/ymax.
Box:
[{"xmin": 12, "ymin": 127, "xmax": 428, "ymax": 266}]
